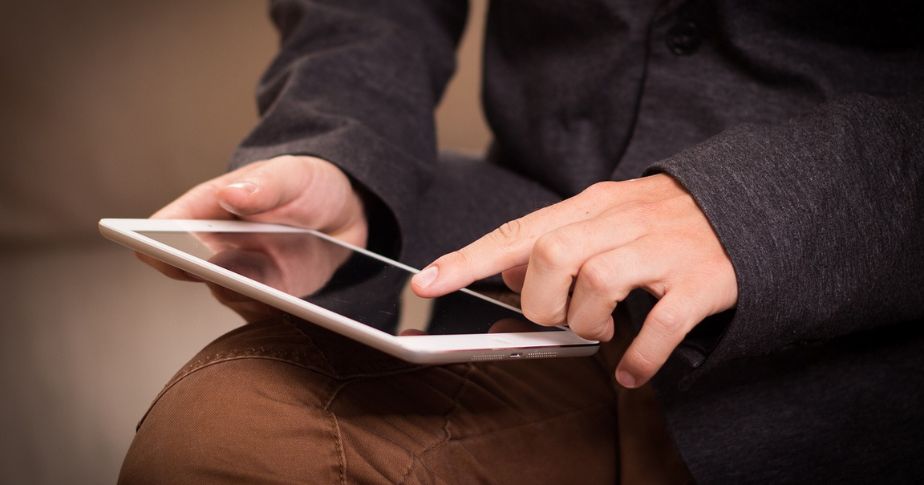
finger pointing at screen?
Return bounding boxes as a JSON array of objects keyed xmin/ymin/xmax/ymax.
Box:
[{"xmin": 412, "ymin": 174, "xmax": 739, "ymax": 388}]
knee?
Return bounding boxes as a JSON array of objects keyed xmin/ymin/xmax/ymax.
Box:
[{"xmin": 119, "ymin": 358, "xmax": 344, "ymax": 484}]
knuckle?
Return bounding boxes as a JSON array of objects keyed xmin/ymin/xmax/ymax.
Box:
[
  {"xmin": 648, "ymin": 304, "xmax": 686, "ymax": 333},
  {"xmin": 582, "ymin": 181, "xmax": 618, "ymax": 200},
  {"xmin": 447, "ymin": 249, "xmax": 472, "ymax": 270},
  {"xmin": 432, "ymin": 250, "xmax": 471, "ymax": 277},
  {"xmin": 521, "ymin": 291, "xmax": 565, "ymax": 325},
  {"xmin": 576, "ymin": 318, "xmax": 613, "ymax": 342},
  {"xmin": 532, "ymin": 232, "xmax": 572, "ymax": 268},
  {"xmin": 626, "ymin": 347, "xmax": 661, "ymax": 375},
  {"xmin": 196, "ymin": 179, "xmax": 225, "ymax": 198},
  {"xmin": 271, "ymin": 154, "xmax": 300, "ymax": 167},
  {"xmin": 272, "ymin": 155, "xmax": 318, "ymax": 182},
  {"xmin": 579, "ymin": 260, "xmax": 614, "ymax": 294},
  {"xmin": 522, "ymin": 304, "xmax": 563, "ymax": 325},
  {"xmin": 493, "ymin": 219, "xmax": 525, "ymax": 244}
]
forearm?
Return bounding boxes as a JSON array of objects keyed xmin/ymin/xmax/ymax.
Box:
[{"xmin": 232, "ymin": 0, "xmax": 468, "ymax": 256}]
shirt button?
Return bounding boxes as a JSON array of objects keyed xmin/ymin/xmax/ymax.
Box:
[{"xmin": 666, "ymin": 21, "xmax": 701, "ymax": 56}]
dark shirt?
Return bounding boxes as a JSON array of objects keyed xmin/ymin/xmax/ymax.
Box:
[{"xmin": 232, "ymin": 1, "xmax": 924, "ymax": 482}]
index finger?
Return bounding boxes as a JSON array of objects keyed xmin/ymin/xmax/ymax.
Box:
[{"xmin": 411, "ymin": 192, "xmax": 604, "ymax": 297}]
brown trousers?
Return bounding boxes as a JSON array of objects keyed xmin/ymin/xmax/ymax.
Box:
[{"xmin": 119, "ymin": 316, "xmax": 690, "ymax": 484}]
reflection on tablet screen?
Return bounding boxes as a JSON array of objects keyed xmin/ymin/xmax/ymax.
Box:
[{"xmin": 140, "ymin": 231, "xmax": 561, "ymax": 336}]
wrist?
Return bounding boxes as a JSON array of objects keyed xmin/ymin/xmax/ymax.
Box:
[{"xmin": 308, "ymin": 156, "xmax": 369, "ymax": 249}]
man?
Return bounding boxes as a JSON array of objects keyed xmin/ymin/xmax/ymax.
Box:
[{"xmin": 121, "ymin": 1, "xmax": 924, "ymax": 483}]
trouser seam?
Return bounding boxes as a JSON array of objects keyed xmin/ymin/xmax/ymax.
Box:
[
  {"xmin": 134, "ymin": 352, "xmax": 335, "ymax": 431},
  {"xmin": 282, "ymin": 314, "xmax": 339, "ymax": 373},
  {"xmin": 396, "ymin": 363, "xmax": 475, "ymax": 485},
  {"xmin": 327, "ymin": 409, "xmax": 348, "ymax": 485}
]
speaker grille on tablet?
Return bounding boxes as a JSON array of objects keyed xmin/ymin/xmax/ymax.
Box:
[
  {"xmin": 471, "ymin": 353, "xmax": 507, "ymax": 361},
  {"xmin": 470, "ymin": 351, "xmax": 559, "ymax": 362}
]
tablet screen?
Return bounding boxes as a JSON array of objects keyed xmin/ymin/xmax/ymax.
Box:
[{"xmin": 139, "ymin": 230, "xmax": 559, "ymax": 336}]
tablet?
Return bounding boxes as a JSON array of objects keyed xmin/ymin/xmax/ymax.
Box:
[{"xmin": 99, "ymin": 218, "xmax": 598, "ymax": 364}]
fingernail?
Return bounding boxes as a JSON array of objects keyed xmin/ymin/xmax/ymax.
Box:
[
  {"xmin": 414, "ymin": 266, "xmax": 439, "ymax": 289},
  {"xmin": 616, "ymin": 369, "xmax": 637, "ymax": 388},
  {"xmin": 226, "ymin": 181, "xmax": 258, "ymax": 195}
]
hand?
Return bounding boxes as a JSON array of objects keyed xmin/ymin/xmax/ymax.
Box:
[
  {"xmin": 137, "ymin": 155, "xmax": 367, "ymax": 318},
  {"xmin": 411, "ymin": 174, "xmax": 737, "ymax": 388}
]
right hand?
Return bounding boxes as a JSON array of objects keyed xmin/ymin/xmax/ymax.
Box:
[{"xmin": 138, "ymin": 155, "xmax": 368, "ymax": 319}]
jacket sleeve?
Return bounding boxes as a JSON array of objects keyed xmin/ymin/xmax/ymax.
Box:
[
  {"xmin": 230, "ymin": 0, "xmax": 469, "ymax": 255},
  {"xmin": 647, "ymin": 92, "xmax": 924, "ymax": 375}
]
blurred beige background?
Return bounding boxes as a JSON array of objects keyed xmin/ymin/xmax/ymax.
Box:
[{"xmin": 0, "ymin": 1, "xmax": 488, "ymax": 483}]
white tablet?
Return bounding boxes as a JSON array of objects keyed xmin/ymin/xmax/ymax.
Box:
[{"xmin": 99, "ymin": 218, "xmax": 598, "ymax": 364}]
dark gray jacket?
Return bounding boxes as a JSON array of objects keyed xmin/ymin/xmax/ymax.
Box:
[{"xmin": 232, "ymin": 1, "xmax": 924, "ymax": 482}]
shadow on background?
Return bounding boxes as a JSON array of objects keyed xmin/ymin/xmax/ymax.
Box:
[{"xmin": 0, "ymin": 1, "xmax": 488, "ymax": 483}]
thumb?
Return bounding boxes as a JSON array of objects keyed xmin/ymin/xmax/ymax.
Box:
[
  {"xmin": 217, "ymin": 156, "xmax": 360, "ymax": 234},
  {"xmin": 217, "ymin": 159, "xmax": 306, "ymax": 218}
]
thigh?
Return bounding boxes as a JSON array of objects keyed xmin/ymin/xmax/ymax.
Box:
[{"xmin": 119, "ymin": 316, "xmax": 618, "ymax": 484}]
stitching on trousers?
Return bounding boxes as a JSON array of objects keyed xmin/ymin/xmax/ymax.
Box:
[
  {"xmin": 327, "ymin": 409, "xmax": 348, "ymax": 485},
  {"xmin": 164, "ymin": 315, "xmax": 335, "ymax": 395},
  {"xmin": 135, "ymin": 350, "xmax": 337, "ymax": 431},
  {"xmin": 323, "ymin": 380, "xmax": 351, "ymax": 411},
  {"xmin": 283, "ymin": 314, "xmax": 339, "ymax": 375},
  {"xmin": 396, "ymin": 364, "xmax": 475, "ymax": 485},
  {"xmin": 157, "ymin": 353, "xmax": 333, "ymax": 403},
  {"xmin": 176, "ymin": 347, "xmax": 326, "ymax": 382},
  {"xmin": 324, "ymin": 378, "xmax": 440, "ymax": 482}
]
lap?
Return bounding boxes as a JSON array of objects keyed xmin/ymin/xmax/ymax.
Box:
[{"xmin": 119, "ymin": 316, "xmax": 618, "ymax": 484}]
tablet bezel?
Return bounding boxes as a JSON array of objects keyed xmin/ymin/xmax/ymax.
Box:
[{"xmin": 99, "ymin": 218, "xmax": 599, "ymax": 364}]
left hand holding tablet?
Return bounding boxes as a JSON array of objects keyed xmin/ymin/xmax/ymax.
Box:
[{"xmin": 135, "ymin": 155, "xmax": 367, "ymax": 320}]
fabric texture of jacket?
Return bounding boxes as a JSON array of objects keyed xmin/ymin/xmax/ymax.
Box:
[{"xmin": 231, "ymin": 1, "xmax": 924, "ymax": 481}]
